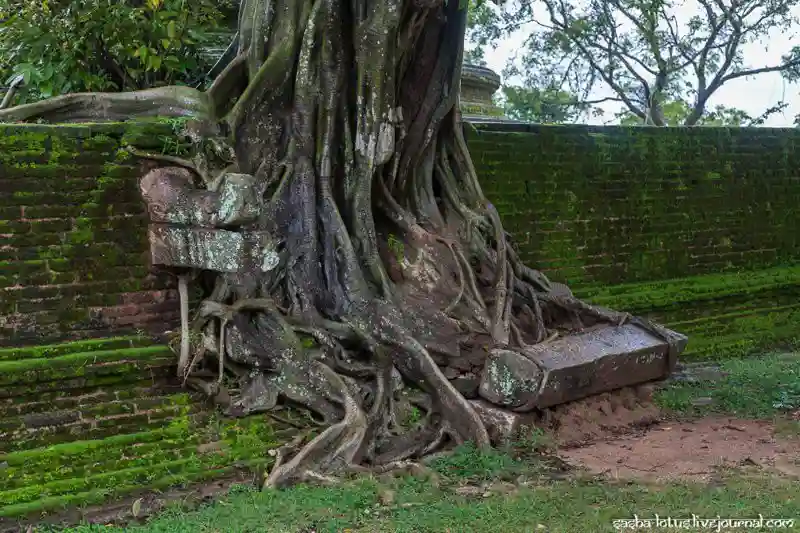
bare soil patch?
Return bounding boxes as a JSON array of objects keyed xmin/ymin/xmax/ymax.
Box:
[
  {"xmin": 559, "ymin": 416, "xmax": 800, "ymax": 482},
  {"xmin": 539, "ymin": 385, "xmax": 663, "ymax": 447}
]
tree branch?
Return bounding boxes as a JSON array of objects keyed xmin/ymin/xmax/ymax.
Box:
[
  {"xmin": 540, "ymin": 0, "xmax": 647, "ymax": 118},
  {"xmin": 721, "ymin": 59, "xmax": 800, "ymax": 82}
]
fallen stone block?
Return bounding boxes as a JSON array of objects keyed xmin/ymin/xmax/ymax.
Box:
[{"xmin": 526, "ymin": 323, "xmax": 687, "ymax": 409}]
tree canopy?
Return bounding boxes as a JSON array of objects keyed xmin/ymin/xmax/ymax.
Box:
[
  {"xmin": 468, "ymin": 0, "xmax": 800, "ymax": 125},
  {"xmin": 499, "ymin": 84, "xmax": 592, "ymax": 123},
  {"xmin": 615, "ymin": 98, "xmax": 789, "ymax": 126},
  {"xmin": 0, "ymin": 0, "xmax": 235, "ymax": 103}
]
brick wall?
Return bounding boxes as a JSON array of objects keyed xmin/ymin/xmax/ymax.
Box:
[
  {"xmin": 1, "ymin": 119, "xmax": 799, "ymax": 523},
  {"xmin": 3, "ymin": 121, "xmax": 800, "ymax": 347},
  {"xmin": 468, "ymin": 122, "xmax": 800, "ymax": 289},
  {"xmin": 0, "ymin": 124, "xmax": 180, "ymax": 347}
]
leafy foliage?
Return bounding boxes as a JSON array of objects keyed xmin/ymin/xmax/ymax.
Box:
[
  {"xmin": 0, "ymin": 0, "xmax": 233, "ymax": 103},
  {"xmin": 501, "ymin": 85, "xmax": 588, "ymax": 123},
  {"xmin": 468, "ymin": 0, "xmax": 800, "ymax": 125},
  {"xmin": 616, "ymin": 99, "xmax": 790, "ymax": 126}
]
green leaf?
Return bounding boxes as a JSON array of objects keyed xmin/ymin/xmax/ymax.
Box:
[
  {"xmin": 148, "ymin": 55, "xmax": 162, "ymax": 71},
  {"xmin": 40, "ymin": 64, "xmax": 54, "ymax": 80},
  {"xmin": 0, "ymin": 0, "xmax": 228, "ymax": 93}
]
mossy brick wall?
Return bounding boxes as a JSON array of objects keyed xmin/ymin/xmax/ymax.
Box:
[
  {"xmin": 0, "ymin": 120, "xmax": 799, "ymax": 521},
  {"xmin": 467, "ymin": 122, "xmax": 800, "ymax": 289},
  {"xmin": 467, "ymin": 122, "xmax": 800, "ymax": 358},
  {"xmin": 3, "ymin": 120, "xmax": 800, "ymax": 355},
  {"xmin": 0, "ymin": 123, "xmax": 181, "ymax": 347},
  {"xmin": 0, "ymin": 124, "xmax": 291, "ymax": 523},
  {"xmin": 0, "ymin": 336, "xmax": 296, "ymax": 524}
]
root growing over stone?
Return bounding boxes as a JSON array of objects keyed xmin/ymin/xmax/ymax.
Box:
[{"xmin": 2, "ymin": 0, "xmax": 684, "ymax": 489}]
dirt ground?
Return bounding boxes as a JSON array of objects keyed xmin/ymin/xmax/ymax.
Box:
[
  {"xmin": 540, "ymin": 385, "xmax": 663, "ymax": 447},
  {"xmin": 559, "ymin": 417, "xmax": 800, "ymax": 481},
  {"xmin": 543, "ymin": 385, "xmax": 800, "ymax": 482}
]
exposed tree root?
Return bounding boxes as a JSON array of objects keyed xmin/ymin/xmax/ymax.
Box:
[
  {"xmin": 2, "ymin": 0, "xmax": 684, "ymax": 489},
  {"xmin": 0, "ymin": 86, "xmax": 214, "ymax": 123}
]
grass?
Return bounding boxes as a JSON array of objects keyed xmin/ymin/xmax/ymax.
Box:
[
  {"xmin": 654, "ymin": 352, "xmax": 800, "ymax": 431},
  {"xmin": 44, "ymin": 352, "xmax": 800, "ymax": 532},
  {"xmin": 50, "ymin": 453, "xmax": 798, "ymax": 533}
]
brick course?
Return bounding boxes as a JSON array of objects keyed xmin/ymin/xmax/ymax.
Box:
[
  {"xmin": 0, "ymin": 124, "xmax": 179, "ymax": 347},
  {"xmin": 468, "ymin": 122, "xmax": 800, "ymax": 289}
]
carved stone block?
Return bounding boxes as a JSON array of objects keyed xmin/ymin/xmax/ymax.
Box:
[
  {"xmin": 148, "ymin": 224, "xmax": 279, "ymax": 273},
  {"xmin": 528, "ymin": 323, "xmax": 688, "ymax": 409},
  {"xmin": 478, "ymin": 349, "xmax": 544, "ymax": 409}
]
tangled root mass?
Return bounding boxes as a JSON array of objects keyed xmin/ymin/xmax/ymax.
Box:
[{"xmin": 1, "ymin": 0, "xmax": 680, "ymax": 488}]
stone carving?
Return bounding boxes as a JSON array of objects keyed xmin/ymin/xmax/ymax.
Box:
[{"xmin": 139, "ymin": 167, "xmax": 278, "ymax": 273}]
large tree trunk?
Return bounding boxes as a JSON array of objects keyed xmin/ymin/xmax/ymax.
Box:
[{"xmin": 0, "ymin": 0, "xmax": 684, "ymax": 488}]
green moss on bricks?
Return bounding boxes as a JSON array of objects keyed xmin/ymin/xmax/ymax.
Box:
[
  {"xmin": 0, "ymin": 374, "xmax": 173, "ymax": 417},
  {"xmin": 563, "ymin": 265, "xmax": 800, "ymax": 361},
  {"xmin": 0, "ymin": 346, "xmax": 173, "ymax": 386},
  {"xmin": 0, "ymin": 427, "xmax": 193, "ymax": 491},
  {"xmin": 671, "ymin": 305, "xmax": 800, "ymax": 358},
  {"xmin": 118, "ymin": 119, "xmax": 182, "ymax": 150},
  {"xmin": 0, "ymin": 121, "xmax": 164, "ymax": 339},
  {"xmin": 577, "ymin": 265, "xmax": 800, "ymax": 311},
  {"xmin": 0, "ymin": 408, "xmax": 294, "ymax": 518},
  {"xmin": 470, "ymin": 124, "xmax": 800, "ymax": 285},
  {"xmin": 0, "ymin": 460, "xmax": 269, "ymax": 519},
  {"xmin": 0, "ymin": 418, "xmax": 279, "ymax": 502}
]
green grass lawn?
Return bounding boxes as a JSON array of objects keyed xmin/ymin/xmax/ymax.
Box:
[
  {"xmin": 657, "ymin": 352, "xmax": 800, "ymax": 419},
  {"xmin": 52, "ymin": 352, "xmax": 799, "ymax": 533}
]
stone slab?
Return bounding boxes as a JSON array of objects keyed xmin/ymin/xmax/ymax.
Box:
[
  {"xmin": 527, "ymin": 323, "xmax": 687, "ymax": 409},
  {"xmin": 148, "ymin": 224, "xmax": 280, "ymax": 273}
]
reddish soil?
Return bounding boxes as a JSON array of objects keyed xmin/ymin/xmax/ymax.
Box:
[
  {"xmin": 545, "ymin": 386, "xmax": 800, "ymax": 482},
  {"xmin": 559, "ymin": 417, "xmax": 800, "ymax": 482},
  {"xmin": 539, "ymin": 385, "xmax": 663, "ymax": 447}
]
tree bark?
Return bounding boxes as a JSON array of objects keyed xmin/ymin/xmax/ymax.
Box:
[{"xmin": 0, "ymin": 0, "xmax": 682, "ymax": 487}]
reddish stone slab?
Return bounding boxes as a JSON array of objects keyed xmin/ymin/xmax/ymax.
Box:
[{"xmin": 526, "ymin": 323, "xmax": 687, "ymax": 409}]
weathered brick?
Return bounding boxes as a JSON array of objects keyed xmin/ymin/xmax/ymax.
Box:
[
  {"xmin": 469, "ymin": 123, "xmax": 800, "ymax": 287},
  {"xmin": 3, "ymin": 120, "xmax": 800, "ymax": 350}
]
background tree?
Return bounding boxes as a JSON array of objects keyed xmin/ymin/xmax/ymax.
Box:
[
  {"xmin": 0, "ymin": 0, "xmax": 235, "ymax": 104},
  {"xmin": 468, "ymin": 0, "xmax": 800, "ymax": 125},
  {"xmin": 0, "ymin": 0, "xmax": 682, "ymax": 488},
  {"xmin": 502, "ymin": 85, "xmax": 584, "ymax": 122},
  {"xmin": 615, "ymin": 98, "xmax": 789, "ymax": 125}
]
